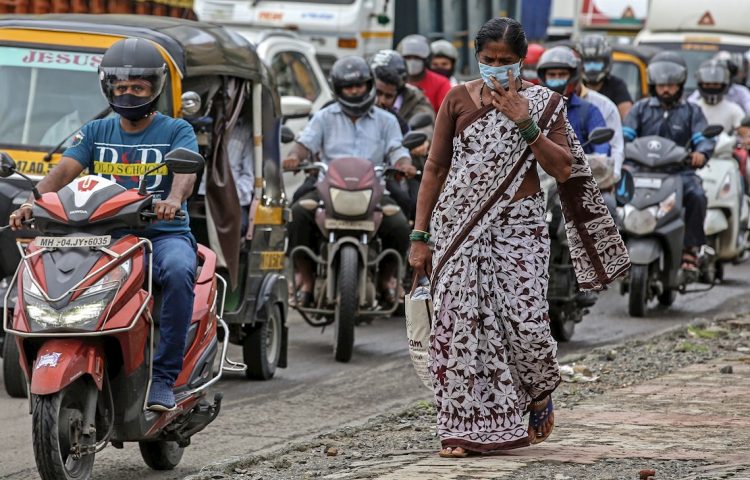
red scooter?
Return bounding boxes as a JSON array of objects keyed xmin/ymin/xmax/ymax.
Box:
[{"xmin": 0, "ymin": 149, "xmax": 244, "ymax": 479}]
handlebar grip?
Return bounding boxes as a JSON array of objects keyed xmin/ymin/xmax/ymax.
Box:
[{"xmin": 141, "ymin": 210, "xmax": 186, "ymax": 220}]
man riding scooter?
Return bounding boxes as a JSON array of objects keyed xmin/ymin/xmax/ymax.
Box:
[
  {"xmin": 9, "ymin": 38, "xmax": 199, "ymax": 412},
  {"xmin": 623, "ymin": 51, "xmax": 716, "ymax": 276},
  {"xmin": 282, "ymin": 56, "xmax": 414, "ymax": 308}
]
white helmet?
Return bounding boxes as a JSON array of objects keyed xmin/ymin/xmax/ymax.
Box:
[{"xmin": 430, "ymin": 39, "xmax": 458, "ymax": 61}]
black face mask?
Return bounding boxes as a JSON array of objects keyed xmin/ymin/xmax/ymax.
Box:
[
  {"xmin": 431, "ymin": 67, "xmax": 454, "ymax": 79},
  {"xmin": 111, "ymin": 94, "xmax": 157, "ymax": 121},
  {"xmin": 658, "ymin": 90, "xmax": 682, "ymax": 108}
]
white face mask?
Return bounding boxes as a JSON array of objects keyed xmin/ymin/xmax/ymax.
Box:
[{"xmin": 406, "ymin": 59, "xmax": 424, "ymax": 76}]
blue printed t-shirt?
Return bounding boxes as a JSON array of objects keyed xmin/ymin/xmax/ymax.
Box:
[{"xmin": 64, "ymin": 113, "xmax": 199, "ymax": 236}]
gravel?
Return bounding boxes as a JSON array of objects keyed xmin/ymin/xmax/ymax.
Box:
[{"xmin": 188, "ymin": 313, "xmax": 750, "ymax": 480}]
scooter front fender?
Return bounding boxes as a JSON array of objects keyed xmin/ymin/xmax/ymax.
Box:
[
  {"xmin": 704, "ymin": 209, "xmax": 729, "ymax": 237},
  {"xmin": 627, "ymin": 238, "xmax": 662, "ymax": 265},
  {"xmin": 30, "ymin": 339, "xmax": 105, "ymax": 396}
]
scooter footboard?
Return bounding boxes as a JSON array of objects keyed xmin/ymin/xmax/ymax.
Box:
[{"xmin": 30, "ymin": 339, "xmax": 105, "ymax": 396}]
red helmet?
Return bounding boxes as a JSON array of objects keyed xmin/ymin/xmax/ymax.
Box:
[{"xmin": 522, "ymin": 43, "xmax": 546, "ymax": 84}]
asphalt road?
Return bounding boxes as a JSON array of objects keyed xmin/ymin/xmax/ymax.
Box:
[{"xmin": 2, "ymin": 260, "xmax": 750, "ymax": 479}]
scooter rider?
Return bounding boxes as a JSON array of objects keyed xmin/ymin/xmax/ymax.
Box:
[
  {"xmin": 623, "ymin": 51, "xmax": 715, "ymax": 274},
  {"xmin": 397, "ymin": 34, "xmax": 451, "ymax": 112},
  {"xmin": 690, "ymin": 60, "xmax": 745, "ymax": 134},
  {"xmin": 282, "ymin": 56, "xmax": 414, "ymax": 308},
  {"xmin": 8, "ymin": 38, "xmax": 199, "ymax": 412},
  {"xmin": 688, "ymin": 51, "xmax": 750, "ymax": 116},
  {"xmin": 579, "ymin": 34, "xmax": 633, "ymax": 119},
  {"xmin": 430, "ymin": 39, "xmax": 460, "ymax": 86}
]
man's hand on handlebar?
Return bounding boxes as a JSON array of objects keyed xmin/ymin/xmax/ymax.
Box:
[
  {"xmin": 282, "ymin": 155, "xmax": 301, "ymax": 172},
  {"xmin": 9, "ymin": 203, "xmax": 33, "ymax": 231},
  {"xmin": 690, "ymin": 152, "xmax": 707, "ymax": 169},
  {"xmin": 155, "ymin": 198, "xmax": 181, "ymax": 221},
  {"xmin": 410, "ymin": 140, "xmax": 430, "ymax": 158},
  {"xmin": 398, "ymin": 164, "xmax": 418, "ymax": 178}
]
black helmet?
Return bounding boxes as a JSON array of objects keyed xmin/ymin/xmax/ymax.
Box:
[
  {"xmin": 369, "ymin": 49, "xmax": 407, "ymax": 90},
  {"xmin": 647, "ymin": 51, "xmax": 687, "ymax": 102},
  {"xmin": 537, "ymin": 46, "xmax": 580, "ymax": 97},
  {"xmin": 578, "ymin": 34, "xmax": 612, "ymax": 85},
  {"xmin": 329, "ymin": 56, "xmax": 376, "ymax": 117},
  {"xmin": 696, "ymin": 60, "xmax": 730, "ymax": 105},
  {"xmin": 99, "ymin": 38, "xmax": 167, "ymax": 121}
]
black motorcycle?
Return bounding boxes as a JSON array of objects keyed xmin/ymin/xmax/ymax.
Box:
[{"xmin": 620, "ymin": 125, "xmax": 723, "ymax": 317}]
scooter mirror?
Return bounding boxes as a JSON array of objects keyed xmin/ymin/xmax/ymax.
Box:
[
  {"xmin": 408, "ymin": 112, "xmax": 434, "ymax": 130},
  {"xmin": 281, "ymin": 125, "xmax": 296, "ymax": 144},
  {"xmin": 164, "ymin": 148, "xmax": 205, "ymax": 174},
  {"xmin": 0, "ymin": 152, "xmax": 16, "ymax": 178},
  {"xmin": 402, "ymin": 131, "xmax": 428, "ymax": 150},
  {"xmin": 587, "ymin": 127, "xmax": 615, "ymax": 146},
  {"xmin": 702, "ymin": 124, "xmax": 723, "ymax": 139},
  {"xmin": 615, "ymin": 169, "xmax": 635, "ymax": 206}
]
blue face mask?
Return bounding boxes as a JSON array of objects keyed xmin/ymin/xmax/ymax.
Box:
[
  {"xmin": 545, "ymin": 78, "xmax": 568, "ymax": 89},
  {"xmin": 584, "ymin": 61, "xmax": 605, "ymax": 73},
  {"xmin": 479, "ymin": 61, "xmax": 522, "ymax": 89}
]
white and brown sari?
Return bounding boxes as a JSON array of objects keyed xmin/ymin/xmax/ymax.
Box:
[{"xmin": 426, "ymin": 83, "xmax": 629, "ymax": 452}]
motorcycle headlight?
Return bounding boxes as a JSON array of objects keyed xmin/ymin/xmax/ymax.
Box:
[
  {"xmin": 22, "ymin": 260, "xmax": 130, "ymax": 331},
  {"xmin": 657, "ymin": 192, "xmax": 677, "ymax": 219},
  {"xmin": 717, "ymin": 172, "xmax": 733, "ymax": 200},
  {"xmin": 623, "ymin": 205, "xmax": 658, "ymax": 235},
  {"xmin": 329, "ymin": 188, "xmax": 373, "ymax": 217}
]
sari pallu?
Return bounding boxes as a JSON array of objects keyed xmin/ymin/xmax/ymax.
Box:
[{"xmin": 428, "ymin": 86, "xmax": 630, "ymax": 452}]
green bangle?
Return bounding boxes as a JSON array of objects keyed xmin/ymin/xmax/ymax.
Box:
[
  {"xmin": 520, "ymin": 123, "xmax": 540, "ymax": 142},
  {"xmin": 409, "ymin": 231, "xmax": 430, "ymax": 243}
]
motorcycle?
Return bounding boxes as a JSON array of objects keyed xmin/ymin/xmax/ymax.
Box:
[
  {"xmin": 284, "ymin": 130, "xmax": 426, "ymax": 362},
  {"xmin": 697, "ymin": 132, "xmax": 750, "ymax": 282},
  {"xmin": 0, "ymin": 149, "xmax": 244, "ymax": 479},
  {"xmin": 539, "ymin": 127, "xmax": 614, "ymax": 341},
  {"xmin": 619, "ymin": 125, "xmax": 723, "ymax": 317}
]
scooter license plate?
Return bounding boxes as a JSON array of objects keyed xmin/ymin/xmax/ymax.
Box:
[
  {"xmin": 35, "ymin": 235, "xmax": 111, "ymax": 248},
  {"xmin": 634, "ymin": 177, "xmax": 662, "ymax": 189},
  {"xmin": 324, "ymin": 219, "xmax": 375, "ymax": 231}
]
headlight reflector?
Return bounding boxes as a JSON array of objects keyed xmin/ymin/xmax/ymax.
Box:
[{"xmin": 329, "ymin": 188, "xmax": 372, "ymax": 217}]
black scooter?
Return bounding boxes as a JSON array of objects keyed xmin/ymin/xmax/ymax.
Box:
[{"xmin": 620, "ymin": 125, "xmax": 723, "ymax": 317}]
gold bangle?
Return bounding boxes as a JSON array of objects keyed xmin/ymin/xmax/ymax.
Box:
[
  {"xmin": 20, "ymin": 202, "xmax": 33, "ymax": 210},
  {"xmin": 527, "ymin": 131, "xmax": 542, "ymax": 146},
  {"xmin": 412, "ymin": 229, "xmax": 430, "ymax": 235}
]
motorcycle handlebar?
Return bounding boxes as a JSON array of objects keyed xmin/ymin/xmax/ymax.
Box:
[
  {"xmin": 140, "ymin": 210, "xmax": 187, "ymax": 221},
  {"xmin": 283, "ymin": 161, "xmax": 327, "ymax": 174},
  {"xmin": 0, "ymin": 218, "xmax": 34, "ymax": 233}
]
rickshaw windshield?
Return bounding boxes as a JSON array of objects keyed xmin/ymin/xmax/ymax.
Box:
[{"xmin": 0, "ymin": 45, "xmax": 170, "ymax": 151}]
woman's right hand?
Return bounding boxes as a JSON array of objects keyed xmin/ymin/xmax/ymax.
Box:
[{"xmin": 409, "ymin": 241, "xmax": 433, "ymax": 279}]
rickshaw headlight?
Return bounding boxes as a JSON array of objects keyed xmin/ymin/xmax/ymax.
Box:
[{"xmin": 329, "ymin": 188, "xmax": 372, "ymax": 217}]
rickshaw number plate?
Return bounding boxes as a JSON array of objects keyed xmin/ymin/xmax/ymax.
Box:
[
  {"xmin": 260, "ymin": 251, "xmax": 285, "ymax": 270},
  {"xmin": 324, "ymin": 219, "xmax": 375, "ymax": 231},
  {"xmin": 634, "ymin": 177, "xmax": 662, "ymax": 189},
  {"xmin": 35, "ymin": 236, "xmax": 111, "ymax": 248}
]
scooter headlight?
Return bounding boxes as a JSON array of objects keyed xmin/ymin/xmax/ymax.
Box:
[
  {"xmin": 623, "ymin": 205, "xmax": 658, "ymax": 235},
  {"xmin": 717, "ymin": 172, "xmax": 733, "ymax": 200},
  {"xmin": 329, "ymin": 188, "xmax": 373, "ymax": 217}
]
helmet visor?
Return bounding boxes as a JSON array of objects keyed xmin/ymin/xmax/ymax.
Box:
[
  {"xmin": 99, "ymin": 66, "xmax": 166, "ymax": 108},
  {"xmin": 648, "ymin": 62, "xmax": 686, "ymax": 85}
]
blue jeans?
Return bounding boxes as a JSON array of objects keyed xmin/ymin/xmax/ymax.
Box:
[
  {"xmin": 681, "ymin": 171, "xmax": 707, "ymax": 249},
  {"xmin": 150, "ymin": 232, "xmax": 197, "ymax": 387}
]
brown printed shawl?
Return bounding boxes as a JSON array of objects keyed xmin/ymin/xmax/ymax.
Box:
[{"xmin": 431, "ymin": 87, "xmax": 629, "ymax": 293}]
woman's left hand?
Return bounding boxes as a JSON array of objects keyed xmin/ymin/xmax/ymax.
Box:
[{"xmin": 489, "ymin": 70, "xmax": 529, "ymax": 123}]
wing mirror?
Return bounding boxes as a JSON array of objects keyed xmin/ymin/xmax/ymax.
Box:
[
  {"xmin": 702, "ymin": 124, "xmax": 723, "ymax": 139},
  {"xmin": 165, "ymin": 148, "xmax": 205, "ymax": 174},
  {"xmin": 281, "ymin": 125, "xmax": 296, "ymax": 144},
  {"xmin": 586, "ymin": 127, "xmax": 615, "ymax": 146},
  {"xmin": 0, "ymin": 152, "xmax": 17, "ymax": 178},
  {"xmin": 408, "ymin": 112, "xmax": 434, "ymax": 130},
  {"xmin": 281, "ymin": 96, "xmax": 313, "ymax": 120},
  {"xmin": 402, "ymin": 131, "xmax": 428, "ymax": 151}
]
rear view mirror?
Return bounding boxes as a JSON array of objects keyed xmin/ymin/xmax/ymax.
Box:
[
  {"xmin": 165, "ymin": 148, "xmax": 205, "ymax": 174},
  {"xmin": 587, "ymin": 127, "xmax": 615, "ymax": 145},
  {"xmin": 408, "ymin": 112, "xmax": 433, "ymax": 130},
  {"xmin": 702, "ymin": 124, "xmax": 724, "ymax": 138},
  {"xmin": 0, "ymin": 152, "xmax": 16, "ymax": 178},
  {"xmin": 402, "ymin": 132, "xmax": 428, "ymax": 151},
  {"xmin": 281, "ymin": 125, "xmax": 296, "ymax": 144},
  {"xmin": 281, "ymin": 96, "xmax": 313, "ymax": 120}
]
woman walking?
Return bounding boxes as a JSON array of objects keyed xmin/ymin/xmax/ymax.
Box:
[{"xmin": 409, "ymin": 17, "xmax": 628, "ymax": 457}]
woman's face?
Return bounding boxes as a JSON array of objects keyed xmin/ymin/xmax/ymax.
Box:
[{"xmin": 477, "ymin": 40, "xmax": 522, "ymax": 67}]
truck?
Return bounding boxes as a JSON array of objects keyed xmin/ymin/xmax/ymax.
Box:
[
  {"xmin": 0, "ymin": 0, "xmax": 195, "ymax": 17},
  {"xmin": 635, "ymin": 0, "xmax": 750, "ymax": 92},
  {"xmin": 547, "ymin": 0, "xmax": 647, "ymax": 41},
  {"xmin": 193, "ymin": 0, "xmax": 395, "ymax": 74}
]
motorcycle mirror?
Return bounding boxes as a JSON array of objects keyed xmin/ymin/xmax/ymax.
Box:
[
  {"xmin": 281, "ymin": 125, "xmax": 296, "ymax": 144},
  {"xmin": 702, "ymin": 124, "xmax": 724, "ymax": 139},
  {"xmin": 165, "ymin": 148, "xmax": 205, "ymax": 174},
  {"xmin": 0, "ymin": 152, "xmax": 17, "ymax": 178},
  {"xmin": 402, "ymin": 131, "xmax": 428, "ymax": 150},
  {"xmin": 615, "ymin": 169, "xmax": 635, "ymax": 206},
  {"xmin": 587, "ymin": 127, "xmax": 615, "ymax": 146},
  {"xmin": 408, "ymin": 112, "xmax": 434, "ymax": 130}
]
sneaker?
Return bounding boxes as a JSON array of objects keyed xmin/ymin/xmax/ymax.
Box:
[{"xmin": 147, "ymin": 381, "xmax": 176, "ymax": 412}]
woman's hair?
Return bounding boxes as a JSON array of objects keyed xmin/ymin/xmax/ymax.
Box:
[{"xmin": 475, "ymin": 17, "xmax": 528, "ymax": 59}]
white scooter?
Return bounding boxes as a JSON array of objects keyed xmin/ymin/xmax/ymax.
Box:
[{"xmin": 697, "ymin": 132, "xmax": 750, "ymax": 282}]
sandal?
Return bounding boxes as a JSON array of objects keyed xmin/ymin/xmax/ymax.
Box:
[
  {"xmin": 682, "ymin": 251, "xmax": 698, "ymax": 272},
  {"xmin": 528, "ymin": 396, "xmax": 555, "ymax": 445},
  {"xmin": 438, "ymin": 446, "xmax": 477, "ymax": 458},
  {"xmin": 296, "ymin": 290, "xmax": 314, "ymax": 308}
]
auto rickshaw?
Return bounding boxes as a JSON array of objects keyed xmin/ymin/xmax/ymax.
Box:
[
  {"xmin": 611, "ymin": 44, "xmax": 661, "ymax": 101},
  {"xmin": 0, "ymin": 14, "xmax": 293, "ymax": 399}
]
